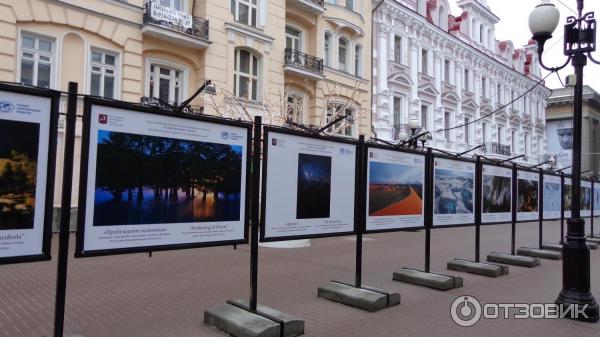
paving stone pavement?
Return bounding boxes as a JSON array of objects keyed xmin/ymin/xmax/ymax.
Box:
[{"xmin": 1, "ymin": 220, "xmax": 600, "ymax": 337}]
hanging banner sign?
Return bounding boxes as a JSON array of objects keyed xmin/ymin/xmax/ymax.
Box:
[
  {"xmin": 433, "ymin": 158, "xmax": 475, "ymax": 227},
  {"xmin": 261, "ymin": 129, "xmax": 357, "ymax": 241},
  {"xmin": 564, "ymin": 177, "xmax": 572, "ymax": 218},
  {"xmin": 76, "ymin": 99, "xmax": 250, "ymax": 256},
  {"xmin": 365, "ymin": 147, "xmax": 425, "ymax": 232},
  {"xmin": 543, "ymin": 174, "xmax": 562, "ymax": 220},
  {"xmin": 517, "ymin": 170, "xmax": 540, "ymax": 221},
  {"xmin": 581, "ymin": 180, "xmax": 592, "ymax": 218},
  {"xmin": 150, "ymin": 2, "xmax": 192, "ymax": 29},
  {"xmin": 0, "ymin": 86, "xmax": 58, "ymax": 264},
  {"xmin": 481, "ymin": 165, "xmax": 512, "ymax": 224}
]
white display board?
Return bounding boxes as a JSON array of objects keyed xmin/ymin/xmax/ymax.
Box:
[
  {"xmin": 543, "ymin": 174, "xmax": 562, "ymax": 220},
  {"xmin": 262, "ymin": 130, "xmax": 356, "ymax": 240},
  {"xmin": 594, "ymin": 182, "xmax": 600, "ymax": 217},
  {"xmin": 517, "ymin": 170, "xmax": 540, "ymax": 221},
  {"xmin": 581, "ymin": 180, "xmax": 592, "ymax": 217},
  {"xmin": 481, "ymin": 165, "xmax": 512, "ymax": 224},
  {"xmin": 564, "ymin": 177, "xmax": 572, "ymax": 218},
  {"xmin": 0, "ymin": 90, "xmax": 53, "ymax": 262},
  {"xmin": 79, "ymin": 103, "xmax": 249, "ymax": 255},
  {"xmin": 433, "ymin": 158, "xmax": 475, "ymax": 227},
  {"xmin": 365, "ymin": 147, "xmax": 425, "ymax": 231}
]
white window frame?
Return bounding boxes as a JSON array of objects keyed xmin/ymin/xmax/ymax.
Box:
[
  {"xmin": 464, "ymin": 116, "xmax": 471, "ymax": 144},
  {"xmin": 324, "ymin": 32, "xmax": 332, "ymax": 66},
  {"xmin": 285, "ymin": 25, "xmax": 303, "ymax": 51},
  {"xmin": 354, "ymin": 44, "xmax": 362, "ymax": 77},
  {"xmin": 285, "ymin": 90, "xmax": 306, "ymax": 125},
  {"xmin": 326, "ymin": 101, "xmax": 356, "ymax": 137},
  {"xmin": 17, "ymin": 31, "xmax": 57, "ymax": 89},
  {"xmin": 394, "ymin": 35, "xmax": 402, "ymax": 63},
  {"xmin": 231, "ymin": 0, "xmax": 258, "ymax": 27},
  {"xmin": 144, "ymin": 58, "xmax": 188, "ymax": 105},
  {"xmin": 392, "ymin": 96, "xmax": 403, "ymax": 126},
  {"xmin": 234, "ymin": 48, "xmax": 260, "ymax": 101},
  {"xmin": 444, "ymin": 110, "xmax": 452, "ymax": 141},
  {"xmin": 157, "ymin": 0, "xmax": 186, "ymax": 11},
  {"xmin": 338, "ymin": 37, "xmax": 349, "ymax": 72},
  {"xmin": 88, "ymin": 47, "xmax": 120, "ymax": 99}
]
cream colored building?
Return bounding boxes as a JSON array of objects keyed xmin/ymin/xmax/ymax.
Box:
[{"xmin": 0, "ymin": 0, "xmax": 372, "ymax": 210}]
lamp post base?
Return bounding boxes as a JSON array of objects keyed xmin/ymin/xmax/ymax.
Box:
[{"xmin": 556, "ymin": 218, "xmax": 599, "ymax": 322}]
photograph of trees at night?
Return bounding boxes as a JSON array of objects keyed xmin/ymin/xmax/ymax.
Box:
[{"xmin": 93, "ymin": 130, "xmax": 243, "ymax": 226}]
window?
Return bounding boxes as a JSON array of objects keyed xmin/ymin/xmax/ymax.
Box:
[
  {"xmin": 464, "ymin": 69, "xmax": 469, "ymax": 91},
  {"xmin": 421, "ymin": 104, "xmax": 428, "ymax": 130},
  {"xmin": 338, "ymin": 38, "xmax": 348, "ymax": 72},
  {"xmin": 231, "ymin": 0, "xmax": 258, "ymax": 27},
  {"xmin": 497, "ymin": 125, "xmax": 503, "ymax": 144},
  {"xmin": 497, "ymin": 84, "xmax": 501, "ymax": 104},
  {"xmin": 524, "ymin": 133, "xmax": 530, "ymax": 156},
  {"xmin": 19, "ymin": 33, "xmax": 54, "ymax": 88},
  {"xmin": 324, "ymin": 33, "xmax": 331, "ymax": 66},
  {"xmin": 234, "ymin": 49, "xmax": 259, "ymax": 101},
  {"xmin": 511, "ymin": 90, "xmax": 515, "ymax": 109},
  {"xmin": 346, "ymin": 0, "xmax": 353, "ymax": 10},
  {"xmin": 394, "ymin": 36, "xmax": 402, "ymax": 63},
  {"xmin": 480, "ymin": 24, "xmax": 485, "ymax": 44},
  {"xmin": 159, "ymin": 0, "xmax": 182, "ymax": 10},
  {"xmin": 393, "ymin": 96, "xmax": 402, "ymax": 125},
  {"xmin": 444, "ymin": 111, "xmax": 451, "ymax": 141},
  {"xmin": 464, "ymin": 117, "xmax": 471, "ymax": 144},
  {"xmin": 148, "ymin": 63, "xmax": 183, "ymax": 105},
  {"xmin": 327, "ymin": 103, "xmax": 354, "ymax": 136},
  {"xmin": 89, "ymin": 49, "xmax": 117, "ymax": 99},
  {"xmin": 512, "ymin": 130, "xmax": 518, "ymax": 153},
  {"xmin": 286, "ymin": 26, "xmax": 301, "ymax": 51},
  {"xmin": 421, "ymin": 49, "xmax": 428, "ymax": 75},
  {"xmin": 444, "ymin": 60, "xmax": 450, "ymax": 82},
  {"xmin": 482, "ymin": 122, "xmax": 488, "ymax": 142},
  {"xmin": 481, "ymin": 77, "xmax": 486, "ymax": 98},
  {"xmin": 354, "ymin": 45, "xmax": 362, "ymax": 77},
  {"xmin": 286, "ymin": 94, "xmax": 304, "ymax": 124}
]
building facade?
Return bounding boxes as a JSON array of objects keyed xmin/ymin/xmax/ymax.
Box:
[
  {"xmin": 546, "ymin": 86, "xmax": 600, "ymax": 176},
  {"xmin": 372, "ymin": 0, "xmax": 551, "ymax": 164},
  {"xmin": 0, "ymin": 0, "xmax": 372, "ymax": 208}
]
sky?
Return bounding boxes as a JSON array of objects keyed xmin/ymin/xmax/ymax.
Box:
[{"xmin": 448, "ymin": 0, "xmax": 600, "ymax": 92}]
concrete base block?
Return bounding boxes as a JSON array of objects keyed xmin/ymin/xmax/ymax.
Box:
[
  {"xmin": 541, "ymin": 243, "xmax": 563, "ymax": 252},
  {"xmin": 588, "ymin": 242, "xmax": 599, "ymax": 250},
  {"xmin": 517, "ymin": 247, "xmax": 562, "ymax": 260},
  {"xmin": 587, "ymin": 237, "xmax": 600, "ymax": 244},
  {"xmin": 317, "ymin": 281, "xmax": 400, "ymax": 312},
  {"xmin": 392, "ymin": 268, "xmax": 463, "ymax": 290},
  {"xmin": 447, "ymin": 259, "xmax": 508, "ymax": 277},
  {"xmin": 486, "ymin": 252, "xmax": 540, "ymax": 267},
  {"xmin": 204, "ymin": 300, "xmax": 304, "ymax": 337}
]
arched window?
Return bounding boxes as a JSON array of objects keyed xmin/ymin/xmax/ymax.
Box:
[
  {"xmin": 338, "ymin": 38, "xmax": 348, "ymax": 72},
  {"xmin": 324, "ymin": 33, "xmax": 331, "ymax": 66},
  {"xmin": 234, "ymin": 49, "xmax": 259, "ymax": 101},
  {"xmin": 354, "ymin": 45, "xmax": 362, "ymax": 77}
]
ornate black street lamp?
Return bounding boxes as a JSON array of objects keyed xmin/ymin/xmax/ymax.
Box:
[{"xmin": 529, "ymin": 0, "xmax": 599, "ymax": 322}]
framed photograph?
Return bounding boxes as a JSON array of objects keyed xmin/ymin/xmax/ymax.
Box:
[
  {"xmin": 433, "ymin": 157, "xmax": 476, "ymax": 227},
  {"xmin": 564, "ymin": 177, "xmax": 572, "ymax": 219},
  {"xmin": 481, "ymin": 164, "xmax": 512, "ymax": 224},
  {"xmin": 516, "ymin": 170, "xmax": 540, "ymax": 222},
  {"xmin": 365, "ymin": 145, "xmax": 426, "ymax": 233},
  {"xmin": 594, "ymin": 182, "xmax": 600, "ymax": 217},
  {"xmin": 543, "ymin": 174, "xmax": 562, "ymax": 220},
  {"xmin": 76, "ymin": 98, "xmax": 251, "ymax": 257},
  {"xmin": 261, "ymin": 127, "xmax": 357, "ymax": 242},
  {"xmin": 0, "ymin": 84, "xmax": 59, "ymax": 265},
  {"xmin": 581, "ymin": 180, "xmax": 592, "ymax": 218}
]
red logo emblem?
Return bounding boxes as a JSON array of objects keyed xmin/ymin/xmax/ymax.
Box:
[{"xmin": 99, "ymin": 114, "xmax": 108, "ymax": 124}]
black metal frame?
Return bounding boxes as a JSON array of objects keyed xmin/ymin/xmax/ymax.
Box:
[
  {"xmin": 0, "ymin": 83, "xmax": 60, "ymax": 265},
  {"xmin": 362, "ymin": 142, "xmax": 428, "ymax": 234},
  {"xmin": 515, "ymin": 167, "xmax": 542, "ymax": 224},
  {"xmin": 259, "ymin": 125, "xmax": 359, "ymax": 242},
  {"xmin": 74, "ymin": 97, "xmax": 252, "ymax": 258},
  {"xmin": 479, "ymin": 159, "xmax": 515, "ymax": 226},
  {"xmin": 430, "ymin": 153, "xmax": 478, "ymax": 229}
]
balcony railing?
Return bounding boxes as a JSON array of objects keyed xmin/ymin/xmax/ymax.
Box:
[
  {"xmin": 483, "ymin": 142, "xmax": 512, "ymax": 156},
  {"xmin": 284, "ymin": 48, "xmax": 324, "ymax": 76},
  {"xmin": 143, "ymin": 1, "xmax": 209, "ymax": 41},
  {"xmin": 392, "ymin": 124, "xmax": 423, "ymax": 141}
]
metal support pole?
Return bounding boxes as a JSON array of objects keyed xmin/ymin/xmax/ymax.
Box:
[
  {"xmin": 53, "ymin": 82, "xmax": 78, "ymax": 337},
  {"xmin": 424, "ymin": 148, "xmax": 433, "ymax": 273},
  {"xmin": 511, "ymin": 163, "xmax": 517, "ymax": 255},
  {"xmin": 561, "ymin": 173, "xmax": 565, "ymax": 244},
  {"xmin": 475, "ymin": 156, "xmax": 482, "ymax": 262},
  {"xmin": 355, "ymin": 135, "xmax": 365, "ymax": 288},
  {"xmin": 249, "ymin": 116, "xmax": 262, "ymax": 312},
  {"xmin": 591, "ymin": 181, "xmax": 595, "ymax": 237},
  {"xmin": 539, "ymin": 170, "xmax": 544, "ymax": 249}
]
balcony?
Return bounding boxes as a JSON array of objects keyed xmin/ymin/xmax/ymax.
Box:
[
  {"xmin": 392, "ymin": 124, "xmax": 423, "ymax": 141},
  {"xmin": 284, "ymin": 48, "xmax": 325, "ymax": 80},
  {"xmin": 483, "ymin": 142, "xmax": 512, "ymax": 156},
  {"xmin": 288, "ymin": 0, "xmax": 326, "ymax": 15},
  {"xmin": 142, "ymin": 1, "xmax": 210, "ymax": 49}
]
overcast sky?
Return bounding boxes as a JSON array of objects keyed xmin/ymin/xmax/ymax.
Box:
[{"xmin": 449, "ymin": 0, "xmax": 600, "ymax": 92}]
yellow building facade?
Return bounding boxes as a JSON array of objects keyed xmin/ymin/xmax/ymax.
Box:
[{"xmin": 0, "ymin": 0, "xmax": 372, "ymax": 208}]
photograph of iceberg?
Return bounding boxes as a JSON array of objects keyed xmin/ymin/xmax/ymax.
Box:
[
  {"xmin": 482, "ymin": 175, "xmax": 511, "ymax": 213},
  {"xmin": 434, "ymin": 169, "xmax": 474, "ymax": 215},
  {"xmin": 368, "ymin": 162, "xmax": 423, "ymax": 216},
  {"xmin": 543, "ymin": 182, "xmax": 561, "ymax": 212}
]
